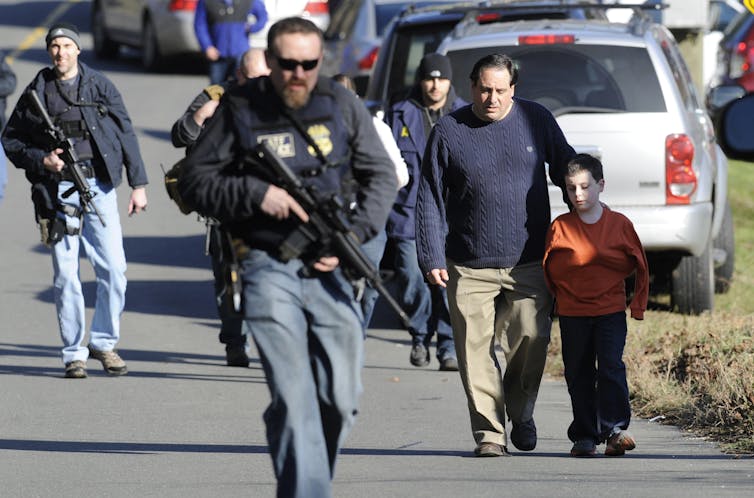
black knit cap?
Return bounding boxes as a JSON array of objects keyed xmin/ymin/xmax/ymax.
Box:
[
  {"xmin": 417, "ymin": 53, "xmax": 452, "ymax": 81},
  {"xmin": 46, "ymin": 22, "xmax": 81, "ymax": 50}
]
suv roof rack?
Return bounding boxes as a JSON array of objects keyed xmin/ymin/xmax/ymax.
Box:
[{"xmin": 398, "ymin": 0, "xmax": 667, "ymax": 21}]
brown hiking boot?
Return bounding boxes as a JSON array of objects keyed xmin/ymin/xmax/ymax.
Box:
[
  {"xmin": 605, "ymin": 430, "xmax": 636, "ymax": 456},
  {"xmin": 64, "ymin": 360, "xmax": 87, "ymax": 379},
  {"xmin": 87, "ymin": 345, "xmax": 128, "ymax": 376}
]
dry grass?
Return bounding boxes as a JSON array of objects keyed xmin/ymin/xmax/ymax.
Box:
[{"xmin": 626, "ymin": 312, "xmax": 754, "ymax": 453}]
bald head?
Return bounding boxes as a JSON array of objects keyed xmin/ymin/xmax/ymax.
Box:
[{"xmin": 237, "ymin": 48, "xmax": 270, "ymax": 83}]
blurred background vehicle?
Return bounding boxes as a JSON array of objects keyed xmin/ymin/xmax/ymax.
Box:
[
  {"xmin": 248, "ymin": 0, "xmax": 331, "ymax": 48},
  {"xmin": 92, "ymin": 0, "xmax": 201, "ymax": 71},
  {"xmin": 708, "ymin": 7, "xmax": 754, "ymax": 94},
  {"xmin": 703, "ymin": 0, "xmax": 747, "ymax": 88},
  {"xmin": 323, "ymin": 0, "xmax": 458, "ymax": 93},
  {"xmin": 363, "ymin": 0, "xmax": 607, "ymax": 108},
  {"xmin": 92, "ymin": 0, "xmax": 332, "ymax": 71},
  {"xmin": 714, "ymin": 89, "xmax": 754, "ymax": 160}
]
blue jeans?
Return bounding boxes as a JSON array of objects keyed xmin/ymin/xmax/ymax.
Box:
[
  {"xmin": 359, "ymin": 229, "xmax": 387, "ymax": 329},
  {"xmin": 390, "ymin": 238, "xmax": 455, "ymax": 360},
  {"xmin": 52, "ymin": 178, "xmax": 127, "ymax": 364},
  {"xmin": 242, "ymin": 249, "xmax": 363, "ymax": 498},
  {"xmin": 208, "ymin": 57, "xmax": 236, "ymax": 84},
  {"xmin": 559, "ymin": 312, "xmax": 631, "ymax": 443}
]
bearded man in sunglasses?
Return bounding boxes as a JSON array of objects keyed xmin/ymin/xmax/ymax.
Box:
[{"xmin": 178, "ymin": 16, "xmax": 397, "ymax": 498}]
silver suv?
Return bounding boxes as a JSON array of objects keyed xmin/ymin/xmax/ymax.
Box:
[{"xmin": 437, "ymin": 10, "xmax": 733, "ymax": 314}]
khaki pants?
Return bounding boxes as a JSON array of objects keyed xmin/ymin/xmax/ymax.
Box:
[{"xmin": 446, "ymin": 260, "xmax": 553, "ymax": 446}]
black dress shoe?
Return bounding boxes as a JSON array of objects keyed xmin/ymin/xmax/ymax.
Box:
[
  {"xmin": 225, "ymin": 346, "xmax": 250, "ymax": 367},
  {"xmin": 510, "ymin": 419, "xmax": 537, "ymax": 451}
]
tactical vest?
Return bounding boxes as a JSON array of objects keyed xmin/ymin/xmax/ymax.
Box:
[
  {"xmin": 226, "ymin": 77, "xmax": 353, "ymax": 256},
  {"xmin": 204, "ymin": 0, "xmax": 252, "ymax": 24},
  {"xmin": 44, "ymin": 77, "xmax": 93, "ymax": 161}
]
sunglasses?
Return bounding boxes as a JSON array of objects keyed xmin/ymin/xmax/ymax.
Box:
[{"xmin": 275, "ymin": 56, "xmax": 320, "ymax": 71}]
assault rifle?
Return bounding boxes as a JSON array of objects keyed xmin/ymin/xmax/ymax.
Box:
[
  {"xmin": 253, "ymin": 140, "xmax": 411, "ymax": 330},
  {"xmin": 28, "ymin": 90, "xmax": 106, "ymax": 226}
]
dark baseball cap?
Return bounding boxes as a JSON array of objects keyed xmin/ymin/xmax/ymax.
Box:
[{"xmin": 417, "ymin": 53, "xmax": 452, "ymax": 81}]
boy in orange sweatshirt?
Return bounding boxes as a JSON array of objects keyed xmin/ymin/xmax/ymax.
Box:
[{"xmin": 543, "ymin": 153, "xmax": 649, "ymax": 457}]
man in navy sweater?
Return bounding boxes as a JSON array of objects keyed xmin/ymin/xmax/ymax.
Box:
[{"xmin": 416, "ymin": 53, "xmax": 575, "ymax": 457}]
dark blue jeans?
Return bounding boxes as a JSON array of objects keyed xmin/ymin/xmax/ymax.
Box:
[
  {"xmin": 359, "ymin": 229, "xmax": 387, "ymax": 329},
  {"xmin": 559, "ymin": 312, "xmax": 631, "ymax": 443},
  {"xmin": 390, "ymin": 238, "xmax": 455, "ymax": 360},
  {"xmin": 208, "ymin": 57, "xmax": 236, "ymax": 84}
]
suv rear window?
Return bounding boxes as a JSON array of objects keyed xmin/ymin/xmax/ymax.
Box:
[
  {"xmin": 446, "ymin": 44, "xmax": 666, "ymax": 113},
  {"xmin": 384, "ymin": 20, "xmax": 459, "ymax": 103}
]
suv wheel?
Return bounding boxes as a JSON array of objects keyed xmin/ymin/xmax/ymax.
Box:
[
  {"xmin": 92, "ymin": 2, "xmax": 118, "ymax": 59},
  {"xmin": 671, "ymin": 238, "xmax": 714, "ymax": 315},
  {"xmin": 713, "ymin": 201, "xmax": 735, "ymax": 294},
  {"xmin": 141, "ymin": 16, "xmax": 160, "ymax": 71}
]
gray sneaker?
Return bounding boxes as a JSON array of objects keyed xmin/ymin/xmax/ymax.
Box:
[
  {"xmin": 438, "ymin": 356, "xmax": 459, "ymax": 371},
  {"xmin": 64, "ymin": 360, "xmax": 87, "ymax": 379},
  {"xmin": 87, "ymin": 345, "xmax": 128, "ymax": 376}
]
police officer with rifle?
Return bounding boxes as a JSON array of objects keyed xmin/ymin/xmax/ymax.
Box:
[
  {"xmin": 177, "ymin": 17, "xmax": 398, "ymax": 498},
  {"xmin": 1, "ymin": 23, "xmax": 148, "ymax": 379}
]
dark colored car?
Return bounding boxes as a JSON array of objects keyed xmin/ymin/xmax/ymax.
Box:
[
  {"xmin": 362, "ymin": 0, "xmax": 607, "ymax": 109},
  {"xmin": 710, "ymin": 10, "xmax": 754, "ymax": 93},
  {"xmin": 716, "ymin": 91, "xmax": 754, "ymax": 160}
]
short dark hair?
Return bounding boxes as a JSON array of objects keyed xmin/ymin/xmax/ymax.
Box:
[
  {"xmin": 567, "ymin": 153, "xmax": 604, "ymax": 181},
  {"xmin": 267, "ymin": 17, "xmax": 324, "ymax": 56},
  {"xmin": 469, "ymin": 54, "xmax": 518, "ymax": 86}
]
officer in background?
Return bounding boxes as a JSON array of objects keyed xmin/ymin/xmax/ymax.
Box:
[
  {"xmin": 170, "ymin": 47, "xmax": 270, "ymax": 367},
  {"xmin": 385, "ymin": 53, "xmax": 465, "ymax": 370},
  {"xmin": 177, "ymin": 17, "xmax": 396, "ymax": 498},
  {"xmin": 1, "ymin": 23, "xmax": 148, "ymax": 379}
]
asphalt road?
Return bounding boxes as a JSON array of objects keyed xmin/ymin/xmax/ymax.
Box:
[{"xmin": 1, "ymin": 1, "xmax": 753, "ymax": 497}]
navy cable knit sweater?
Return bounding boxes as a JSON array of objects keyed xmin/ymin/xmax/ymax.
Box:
[{"xmin": 415, "ymin": 98, "xmax": 575, "ymax": 273}]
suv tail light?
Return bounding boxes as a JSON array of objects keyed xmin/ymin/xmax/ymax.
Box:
[
  {"xmin": 304, "ymin": 0, "xmax": 329, "ymax": 16},
  {"xmin": 518, "ymin": 34, "xmax": 575, "ymax": 45},
  {"xmin": 665, "ymin": 134, "xmax": 697, "ymax": 204},
  {"xmin": 358, "ymin": 46, "xmax": 380, "ymax": 71},
  {"xmin": 477, "ymin": 13, "xmax": 503, "ymax": 24},
  {"xmin": 168, "ymin": 0, "xmax": 197, "ymax": 12}
]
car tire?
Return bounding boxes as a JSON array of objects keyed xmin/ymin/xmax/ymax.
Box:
[
  {"xmin": 92, "ymin": 1, "xmax": 119, "ymax": 59},
  {"xmin": 671, "ymin": 238, "xmax": 714, "ymax": 315},
  {"xmin": 141, "ymin": 15, "xmax": 160, "ymax": 71},
  {"xmin": 713, "ymin": 200, "xmax": 735, "ymax": 294}
]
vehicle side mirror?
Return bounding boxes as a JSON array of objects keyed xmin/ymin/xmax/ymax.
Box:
[
  {"xmin": 717, "ymin": 93, "xmax": 754, "ymax": 161},
  {"xmin": 707, "ymin": 85, "xmax": 746, "ymax": 116}
]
